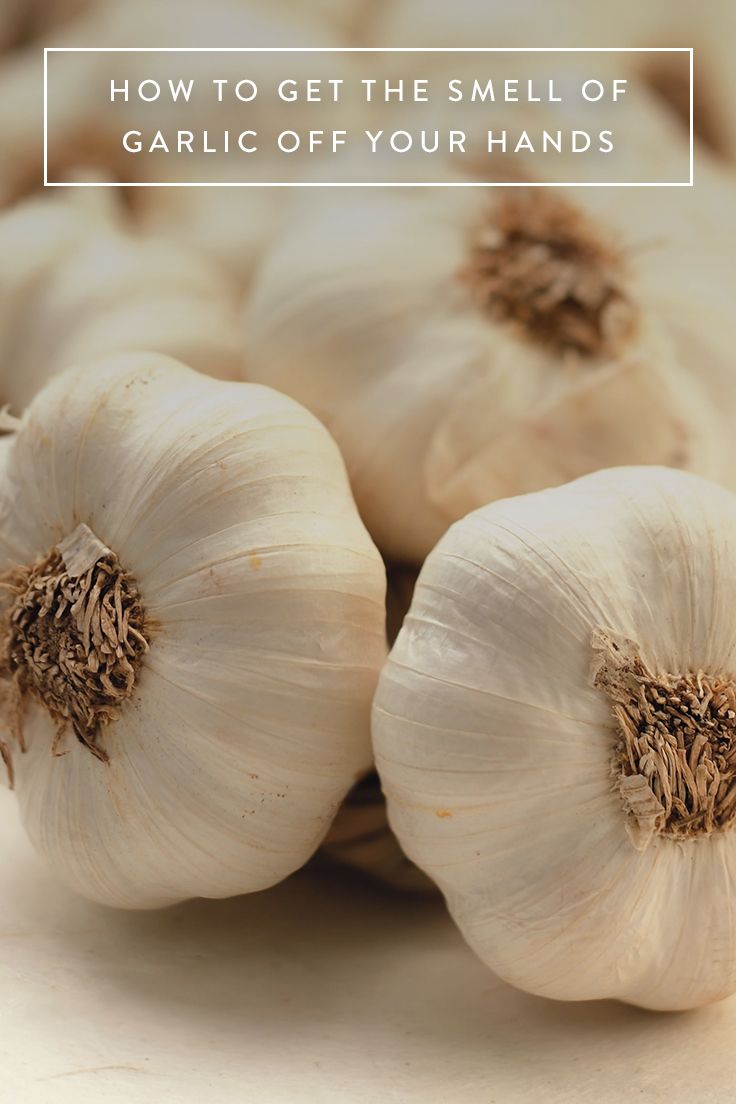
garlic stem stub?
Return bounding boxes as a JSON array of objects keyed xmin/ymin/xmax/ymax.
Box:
[
  {"xmin": 0, "ymin": 353, "xmax": 386, "ymax": 908},
  {"xmin": 2, "ymin": 524, "xmax": 149, "ymax": 764},
  {"xmin": 373, "ymin": 467, "xmax": 736, "ymax": 1010},
  {"xmin": 244, "ymin": 186, "xmax": 727, "ymax": 565}
]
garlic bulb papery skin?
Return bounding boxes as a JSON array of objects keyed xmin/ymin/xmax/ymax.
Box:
[
  {"xmin": 0, "ymin": 195, "xmax": 243, "ymax": 413},
  {"xmin": 243, "ymin": 186, "xmax": 725, "ymax": 564},
  {"xmin": 373, "ymin": 466, "xmax": 736, "ymax": 1011},
  {"xmin": 0, "ymin": 353, "xmax": 386, "ymax": 908}
]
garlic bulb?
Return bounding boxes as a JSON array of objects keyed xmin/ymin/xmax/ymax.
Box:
[
  {"xmin": 0, "ymin": 194, "xmax": 243, "ymax": 412},
  {"xmin": 0, "ymin": 352, "xmax": 386, "ymax": 908},
  {"xmin": 373, "ymin": 466, "xmax": 736, "ymax": 1010},
  {"xmin": 375, "ymin": 0, "xmax": 736, "ymax": 161},
  {"xmin": 244, "ymin": 186, "xmax": 729, "ymax": 563},
  {"xmin": 131, "ymin": 166, "xmax": 287, "ymax": 290},
  {"xmin": 0, "ymin": 0, "xmax": 359, "ymax": 201}
]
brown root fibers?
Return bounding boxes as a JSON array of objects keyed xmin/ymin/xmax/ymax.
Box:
[
  {"xmin": 0, "ymin": 527, "xmax": 148, "ymax": 780},
  {"xmin": 463, "ymin": 193, "xmax": 638, "ymax": 358},
  {"xmin": 592, "ymin": 629, "xmax": 736, "ymax": 844}
]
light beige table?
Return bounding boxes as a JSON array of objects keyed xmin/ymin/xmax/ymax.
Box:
[{"xmin": 1, "ymin": 785, "xmax": 733, "ymax": 1103}]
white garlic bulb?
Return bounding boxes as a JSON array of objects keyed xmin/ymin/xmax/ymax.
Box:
[
  {"xmin": 0, "ymin": 194, "xmax": 243, "ymax": 412},
  {"xmin": 375, "ymin": 0, "xmax": 736, "ymax": 161},
  {"xmin": 373, "ymin": 466, "xmax": 736, "ymax": 1010},
  {"xmin": 0, "ymin": 352, "xmax": 386, "ymax": 908},
  {"xmin": 0, "ymin": 0, "xmax": 360, "ymax": 200},
  {"xmin": 131, "ymin": 166, "xmax": 287, "ymax": 290},
  {"xmin": 244, "ymin": 186, "xmax": 729, "ymax": 564}
]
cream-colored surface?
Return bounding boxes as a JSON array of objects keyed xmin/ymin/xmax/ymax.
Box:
[{"xmin": 1, "ymin": 783, "xmax": 735, "ymax": 1103}]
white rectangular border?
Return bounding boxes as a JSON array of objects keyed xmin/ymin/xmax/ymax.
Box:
[{"xmin": 43, "ymin": 47, "xmax": 694, "ymax": 187}]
